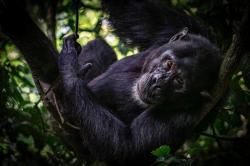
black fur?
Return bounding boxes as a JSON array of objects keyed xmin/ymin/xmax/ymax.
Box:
[
  {"xmin": 78, "ymin": 38, "xmax": 117, "ymax": 83},
  {"xmin": 58, "ymin": 1, "xmax": 222, "ymax": 165},
  {"xmin": 101, "ymin": 0, "xmax": 209, "ymax": 50}
]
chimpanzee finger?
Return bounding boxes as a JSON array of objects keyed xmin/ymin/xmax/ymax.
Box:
[
  {"xmin": 169, "ymin": 27, "xmax": 189, "ymax": 43},
  {"xmin": 78, "ymin": 63, "xmax": 93, "ymax": 76}
]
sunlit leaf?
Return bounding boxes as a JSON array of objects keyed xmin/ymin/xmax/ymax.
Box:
[{"xmin": 151, "ymin": 145, "xmax": 171, "ymax": 157}]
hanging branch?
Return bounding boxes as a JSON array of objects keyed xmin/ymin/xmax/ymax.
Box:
[
  {"xmin": 201, "ymin": 132, "xmax": 250, "ymax": 142},
  {"xmin": 194, "ymin": 6, "xmax": 250, "ymax": 128},
  {"xmin": 73, "ymin": 0, "xmax": 80, "ymax": 38}
]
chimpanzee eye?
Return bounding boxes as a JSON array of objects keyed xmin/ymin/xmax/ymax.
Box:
[
  {"xmin": 176, "ymin": 77, "xmax": 184, "ymax": 84},
  {"xmin": 163, "ymin": 60, "xmax": 173, "ymax": 70},
  {"xmin": 173, "ymin": 76, "xmax": 184, "ymax": 88}
]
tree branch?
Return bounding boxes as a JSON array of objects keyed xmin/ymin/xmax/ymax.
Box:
[
  {"xmin": 201, "ymin": 132, "xmax": 250, "ymax": 142},
  {"xmin": 0, "ymin": 1, "xmax": 94, "ymax": 160},
  {"xmin": 46, "ymin": 0, "xmax": 58, "ymax": 47},
  {"xmin": 194, "ymin": 5, "xmax": 250, "ymax": 128},
  {"xmin": 0, "ymin": 0, "xmax": 58, "ymax": 84},
  {"xmin": 242, "ymin": 55, "xmax": 250, "ymax": 88}
]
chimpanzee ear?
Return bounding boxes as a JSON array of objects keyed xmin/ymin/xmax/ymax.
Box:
[
  {"xmin": 200, "ymin": 90, "xmax": 212, "ymax": 101},
  {"xmin": 169, "ymin": 27, "xmax": 189, "ymax": 42}
]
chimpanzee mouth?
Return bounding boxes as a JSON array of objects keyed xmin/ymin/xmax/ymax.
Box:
[
  {"xmin": 132, "ymin": 71, "xmax": 185, "ymax": 107},
  {"xmin": 132, "ymin": 73, "xmax": 170, "ymax": 107}
]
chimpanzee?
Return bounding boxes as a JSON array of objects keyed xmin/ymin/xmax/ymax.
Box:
[{"xmin": 58, "ymin": 0, "xmax": 222, "ymax": 165}]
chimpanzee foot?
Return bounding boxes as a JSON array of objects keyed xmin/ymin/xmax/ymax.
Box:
[
  {"xmin": 62, "ymin": 34, "xmax": 81, "ymax": 54},
  {"xmin": 59, "ymin": 34, "xmax": 79, "ymax": 67},
  {"xmin": 58, "ymin": 34, "xmax": 80, "ymax": 82},
  {"xmin": 59, "ymin": 34, "xmax": 94, "ymax": 86},
  {"xmin": 62, "ymin": 34, "xmax": 78, "ymax": 52}
]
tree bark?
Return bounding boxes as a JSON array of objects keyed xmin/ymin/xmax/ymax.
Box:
[
  {"xmin": 194, "ymin": 5, "xmax": 250, "ymax": 128},
  {"xmin": 242, "ymin": 55, "xmax": 250, "ymax": 88},
  {"xmin": 46, "ymin": 0, "xmax": 58, "ymax": 47},
  {"xmin": 0, "ymin": 0, "xmax": 58, "ymax": 84}
]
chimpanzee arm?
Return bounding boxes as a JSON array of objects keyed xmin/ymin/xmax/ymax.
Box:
[
  {"xmin": 101, "ymin": 0, "xmax": 209, "ymax": 50},
  {"xmin": 58, "ymin": 35, "xmax": 196, "ymax": 161}
]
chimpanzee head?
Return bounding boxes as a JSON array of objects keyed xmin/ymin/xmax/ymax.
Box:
[{"xmin": 133, "ymin": 28, "xmax": 222, "ymax": 107}]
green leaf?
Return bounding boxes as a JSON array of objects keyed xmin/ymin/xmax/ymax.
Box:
[
  {"xmin": 151, "ymin": 145, "xmax": 171, "ymax": 157},
  {"xmin": 0, "ymin": 143, "xmax": 9, "ymax": 154}
]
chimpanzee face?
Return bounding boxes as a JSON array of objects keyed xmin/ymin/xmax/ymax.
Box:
[
  {"xmin": 133, "ymin": 47, "xmax": 192, "ymax": 106},
  {"xmin": 132, "ymin": 32, "xmax": 221, "ymax": 107}
]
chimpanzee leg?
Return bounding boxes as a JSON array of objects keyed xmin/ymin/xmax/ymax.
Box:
[{"xmin": 78, "ymin": 39, "xmax": 117, "ymax": 83}]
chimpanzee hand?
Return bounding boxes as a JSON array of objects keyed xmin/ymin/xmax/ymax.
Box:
[{"xmin": 58, "ymin": 34, "xmax": 92, "ymax": 88}]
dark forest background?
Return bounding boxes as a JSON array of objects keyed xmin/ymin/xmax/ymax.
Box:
[{"xmin": 0, "ymin": 0, "xmax": 250, "ymax": 165}]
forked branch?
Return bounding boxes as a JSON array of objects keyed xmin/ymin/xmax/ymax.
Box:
[{"xmin": 194, "ymin": 6, "xmax": 250, "ymax": 128}]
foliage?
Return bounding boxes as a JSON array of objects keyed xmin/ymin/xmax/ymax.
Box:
[
  {"xmin": 0, "ymin": 42, "xmax": 77, "ymax": 165},
  {"xmin": 0, "ymin": 0, "xmax": 250, "ymax": 165}
]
